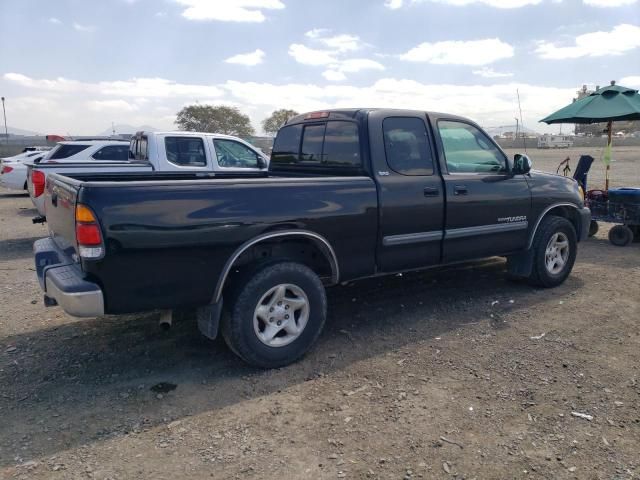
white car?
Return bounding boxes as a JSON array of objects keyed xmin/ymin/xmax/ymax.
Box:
[
  {"xmin": 1, "ymin": 151, "xmax": 47, "ymax": 191},
  {"xmin": 27, "ymin": 132, "xmax": 269, "ymax": 217},
  {"xmin": 39, "ymin": 140, "xmax": 130, "ymax": 163}
]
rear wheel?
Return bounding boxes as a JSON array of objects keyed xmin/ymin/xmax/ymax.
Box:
[
  {"xmin": 221, "ymin": 261, "xmax": 327, "ymax": 368},
  {"xmin": 527, "ymin": 216, "xmax": 577, "ymax": 288},
  {"xmin": 588, "ymin": 220, "xmax": 599, "ymax": 237},
  {"xmin": 608, "ymin": 225, "xmax": 633, "ymax": 247}
]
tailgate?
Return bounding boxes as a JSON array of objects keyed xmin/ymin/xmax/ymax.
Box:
[
  {"xmin": 45, "ymin": 174, "xmax": 81, "ymax": 259},
  {"xmin": 26, "ymin": 164, "xmax": 34, "ymax": 197}
]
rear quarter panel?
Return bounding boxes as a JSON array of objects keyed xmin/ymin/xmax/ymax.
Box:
[{"xmin": 79, "ymin": 177, "xmax": 378, "ymax": 313}]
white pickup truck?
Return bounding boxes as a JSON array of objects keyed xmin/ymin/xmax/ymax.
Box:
[{"xmin": 27, "ymin": 131, "xmax": 269, "ymax": 218}]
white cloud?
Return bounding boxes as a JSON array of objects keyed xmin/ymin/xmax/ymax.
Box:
[
  {"xmin": 305, "ymin": 29, "xmax": 363, "ymax": 53},
  {"xmin": 174, "ymin": 0, "xmax": 285, "ymax": 22},
  {"xmin": 86, "ymin": 100, "xmax": 139, "ymax": 112},
  {"xmin": 288, "ymin": 44, "xmax": 337, "ymax": 66},
  {"xmin": 318, "ymin": 34, "xmax": 362, "ymax": 53},
  {"xmin": 621, "ymin": 76, "xmax": 640, "ymax": 87},
  {"xmin": 290, "ymin": 30, "xmax": 381, "ymax": 81},
  {"xmin": 73, "ymin": 22, "xmax": 96, "ymax": 32},
  {"xmin": 4, "ymin": 73, "xmax": 224, "ymax": 98},
  {"xmin": 473, "ymin": 67, "xmax": 514, "ymax": 78},
  {"xmin": 535, "ymin": 24, "xmax": 640, "ymax": 59},
  {"xmin": 321, "ymin": 59, "xmax": 385, "ymax": 81},
  {"xmin": 223, "ymin": 78, "xmax": 574, "ymax": 133},
  {"xmin": 387, "ymin": 0, "xmax": 541, "ymax": 8},
  {"xmin": 583, "ymin": 0, "xmax": 638, "ymax": 6},
  {"xmin": 322, "ymin": 70, "xmax": 347, "ymax": 81},
  {"xmin": 428, "ymin": 0, "xmax": 541, "ymax": 6},
  {"xmin": 400, "ymin": 38, "xmax": 514, "ymax": 65},
  {"xmin": 225, "ymin": 49, "xmax": 265, "ymax": 66},
  {"xmin": 305, "ymin": 28, "xmax": 330, "ymax": 39},
  {"xmin": 1, "ymin": 71, "xmax": 575, "ymax": 134},
  {"xmin": 384, "ymin": 0, "xmax": 404, "ymax": 8},
  {"xmin": 48, "ymin": 17, "xmax": 62, "ymax": 24}
]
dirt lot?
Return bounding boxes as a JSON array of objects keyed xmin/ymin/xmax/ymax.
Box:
[{"xmin": 1, "ymin": 148, "xmax": 639, "ymax": 479}]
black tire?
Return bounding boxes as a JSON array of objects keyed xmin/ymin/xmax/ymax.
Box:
[
  {"xmin": 220, "ymin": 261, "xmax": 327, "ymax": 368},
  {"xmin": 608, "ymin": 225, "xmax": 633, "ymax": 247},
  {"xmin": 588, "ymin": 220, "xmax": 599, "ymax": 237},
  {"xmin": 631, "ymin": 225, "xmax": 640, "ymax": 243},
  {"xmin": 527, "ymin": 216, "xmax": 577, "ymax": 288}
]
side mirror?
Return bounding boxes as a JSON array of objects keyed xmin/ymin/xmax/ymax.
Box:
[
  {"xmin": 257, "ymin": 156, "xmax": 267, "ymax": 169},
  {"xmin": 513, "ymin": 153, "xmax": 532, "ymax": 175}
]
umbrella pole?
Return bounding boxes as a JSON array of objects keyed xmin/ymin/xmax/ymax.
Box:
[{"xmin": 606, "ymin": 120, "xmax": 612, "ymax": 191}]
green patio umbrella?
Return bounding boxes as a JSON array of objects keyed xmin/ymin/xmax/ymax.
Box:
[{"xmin": 540, "ymin": 81, "xmax": 640, "ymax": 189}]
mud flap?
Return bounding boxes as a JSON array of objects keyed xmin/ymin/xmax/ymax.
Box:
[
  {"xmin": 507, "ymin": 250, "xmax": 534, "ymax": 278},
  {"xmin": 197, "ymin": 300, "xmax": 223, "ymax": 340}
]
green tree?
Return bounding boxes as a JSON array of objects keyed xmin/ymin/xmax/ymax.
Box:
[
  {"xmin": 261, "ymin": 109, "xmax": 299, "ymax": 136},
  {"xmin": 175, "ymin": 105, "xmax": 255, "ymax": 136}
]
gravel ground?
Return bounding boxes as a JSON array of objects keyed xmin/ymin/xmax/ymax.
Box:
[{"xmin": 1, "ymin": 148, "xmax": 639, "ymax": 479}]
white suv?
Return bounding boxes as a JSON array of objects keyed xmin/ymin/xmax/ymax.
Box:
[{"xmin": 39, "ymin": 140, "xmax": 130, "ymax": 163}]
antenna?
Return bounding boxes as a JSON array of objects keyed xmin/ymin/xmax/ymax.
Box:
[
  {"xmin": 516, "ymin": 89, "xmax": 527, "ymax": 153},
  {"xmin": 112, "ymin": 122, "xmax": 115, "ymax": 136}
]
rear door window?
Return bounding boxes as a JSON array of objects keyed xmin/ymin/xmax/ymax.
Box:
[
  {"xmin": 271, "ymin": 121, "xmax": 361, "ymax": 169},
  {"xmin": 323, "ymin": 121, "xmax": 360, "ymax": 167},
  {"xmin": 49, "ymin": 144, "xmax": 90, "ymax": 160},
  {"xmin": 165, "ymin": 137, "xmax": 206, "ymax": 166},
  {"xmin": 91, "ymin": 145, "xmax": 130, "ymax": 161},
  {"xmin": 383, "ymin": 117, "xmax": 433, "ymax": 176}
]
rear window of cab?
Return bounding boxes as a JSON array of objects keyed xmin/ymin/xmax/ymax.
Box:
[{"xmin": 271, "ymin": 121, "xmax": 361, "ymax": 169}]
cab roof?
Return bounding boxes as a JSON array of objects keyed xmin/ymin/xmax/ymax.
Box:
[{"xmin": 285, "ymin": 108, "xmax": 474, "ymax": 126}]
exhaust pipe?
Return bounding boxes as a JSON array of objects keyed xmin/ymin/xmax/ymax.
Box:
[{"xmin": 159, "ymin": 310, "xmax": 173, "ymax": 330}]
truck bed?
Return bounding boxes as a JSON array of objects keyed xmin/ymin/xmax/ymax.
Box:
[{"xmin": 44, "ymin": 171, "xmax": 379, "ymax": 313}]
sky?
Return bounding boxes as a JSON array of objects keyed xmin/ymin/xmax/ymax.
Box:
[{"xmin": 0, "ymin": 0, "xmax": 639, "ymax": 136}]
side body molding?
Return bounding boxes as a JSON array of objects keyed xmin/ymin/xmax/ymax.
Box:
[
  {"xmin": 526, "ymin": 202, "xmax": 580, "ymax": 249},
  {"xmin": 213, "ymin": 230, "xmax": 340, "ymax": 303}
]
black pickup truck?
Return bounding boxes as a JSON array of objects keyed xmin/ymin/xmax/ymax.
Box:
[{"xmin": 34, "ymin": 109, "xmax": 590, "ymax": 367}]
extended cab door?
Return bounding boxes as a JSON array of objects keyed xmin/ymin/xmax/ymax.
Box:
[
  {"xmin": 370, "ymin": 111, "xmax": 445, "ymax": 272},
  {"xmin": 155, "ymin": 135, "xmax": 211, "ymax": 172},
  {"xmin": 431, "ymin": 116, "xmax": 531, "ymax": 262}
]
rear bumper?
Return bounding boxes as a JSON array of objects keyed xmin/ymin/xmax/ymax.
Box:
[
  {"xmin": 578, "ymin": 207, "xmax": 591, "ymax": 241},
  {"xmin": 34, "ymin": 238, "xmax": 104, "ymax": 317},
  {"xmin": 31, "ymin": 193, "xmax": 46, "ymax": 216}
]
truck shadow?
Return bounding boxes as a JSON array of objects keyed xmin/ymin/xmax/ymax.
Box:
[
  {"xmin": 0, "ymin": 259, "xmax": 583, "ymax": 467},
  {"xmin": 16, "ymin": 207, "xmax": 38, "ymax": 217},
  {"xmin": 0, "ymin": 236, "xmax": 43, "ymax": 261}
]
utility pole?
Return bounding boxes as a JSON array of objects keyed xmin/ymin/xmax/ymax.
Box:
[{"xmin": 1, "ymin": 97, "xmax": 7, "ymax": 144}]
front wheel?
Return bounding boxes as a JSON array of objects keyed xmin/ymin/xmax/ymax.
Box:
[
  {"xmin": 221, "ymin": 262, "xmax": 327, "ymax": 368},
  {"xmin": 527, "ymin": 216, "xmax": 577, "ymax": 288}
]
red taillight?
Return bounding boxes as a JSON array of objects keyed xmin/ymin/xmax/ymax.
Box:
[
  {"xmin": 32, "ymin": 170, "xmax": 45, "ymax": 197},
  {"xmin": 1, "ymin": 165, "xmax": 13, "ymax": 174},
  {"xmin": 75, "ymin": 204, "xmax": 103, "ymax": 258},
  {"xmin": 76, "ymin": 223, "xmax": 102, "ymax": 245}
]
